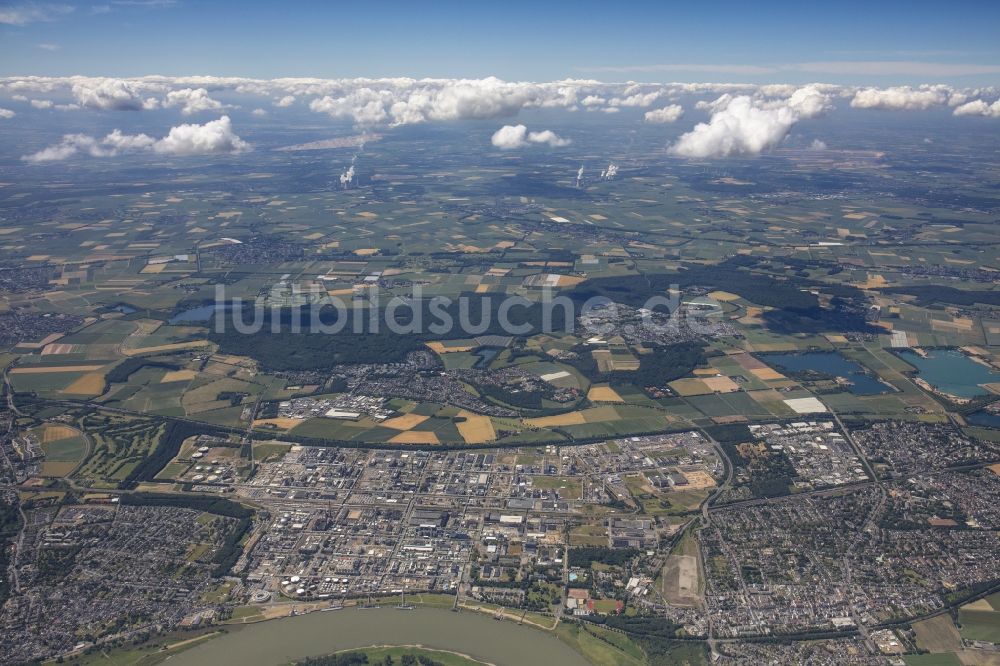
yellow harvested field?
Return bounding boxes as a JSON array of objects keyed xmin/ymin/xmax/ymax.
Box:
[
  {"xmin": 554, "ymin": 275, "xmax": 586, "ymax": 287},
  {"xmin": 381, "ymin": 414, "xmax": 430, "ymax": 431},
  {"xmin": 990, "ymin": 463, "xmax": 1000, "ymax": 476},
  {"xmin": 861, "ymin": 273, "xmax": 887, "ymax": 289},
  {"xmin": 123, "ymin": 340, "xmax": 211, "ymax": 356},
  {"xmin": 161, "ymin": 369, "xmax": 198, "ymax": 383},
  {"xmin": 11, "ymin": 365, "xmax": 105, "ymax": 374},
  {"xmin": 353, "ymin": 248, "xmax": 379, "ymax": 256},
  {"xmin": 39, "ymin": 424, "xmax": 79, "ymax": 443},
  {"xmin": 587, "ymin": 385, "xmax": 624, "ymax": 403},
  {"xmin": 355, "ymin": 212, "xmax": 378, "ymax": 218},
  {"xmin": 327, "ymin": 288, "xmax": 354, "ymax": 296},
  {"xmin": 702, "ymin": 376, "xmax": 740, "ymax": 392},
  {"xmin": 140, "ymin": 263, "xmax": 166, "ymax": 274},
  {"xmin": 750, "ymin": 367, "xmax": 786, "ymax": 381},
  {"xmin": 389, "ymin": 431, "xmax": 441, "ymax": 445},
  {"xmin": 63, "ymin": 372, "xmax": 107, "ymax": 396},
  {"xmin": 707, "ymin": 290, "xmax": 740, "ymax": 302},
  {"xmin": 425, "ymin": 341, "xmax": 475, "ymax": 353},
  {"xmin": 526, "ymin": 411, "xmax": 587, "ymax": 427},
  {"xmin": 456, "ymin": 410, "xmax": 496, "ymax": 444},
  {"xmin": 749, "ymin": 342, "xmax": 798, "ymax": 352},
  {"xmin": 474, "ymin": 283, "xmax": 490, "ymax": 293},
  {"xmin": 253, "ymin": 418, "xmax": 304, "ymax": 430},
  {"xmin": 963, "ymin": 599, "xmax": 994, "ymax": 612},
  {"xmin": 41, "ymin": 461, "xmax": 78, "ymax": 477},
  {"xmin": 747, "ymin": 388, "xmax": 786, "ymax": 403},
  {"xmin": 527, "ymin": 406, "xmax": 619, "ymax": 427}
]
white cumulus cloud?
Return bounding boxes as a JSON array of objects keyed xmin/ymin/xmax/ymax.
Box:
[
  {"xmin": 670, "ymin": 87, "xmax": 830, "ymax": 159},
  {"xmin": 23, "ymin": 134, "xmax": 115, "ymax": 161},
  {"xmin": 644, "ymin": 104, "xmax": 684, "ymax": 123},
  {"xmin": 850, "ymin": 86, "xmax": 948, "ymax": 110},
  {"xmin": 526, "ymin": 129, "xmax": 571, "ymax": 147},
  {"xmin": 0, "ymin": 108, "xmax": 15, "ymax": 119},
  {"xmin": 163, "ymin": 87, "xmax": 227, "ymax": 115},
  {"xmin": 71, "ymin": 78, "xmax": 158, "ymax": 111},
  {"xmin": 953, "ymin": 99, "xmax": 1000, "ymax": 118},
  {"xmin": 101, "ymin": 128, "xmax": 156, "ymax": 151},
  {"xmin": 153, "ymin": 115, "xmax": 250, "ymax": 155},
  {"xmin": 23, "ymin": 116, "xmax": 249, "ymax": 162},
  {"xmin": 609, "ymin": 91, "xmax": 662, "ymax": 107},
  {"xmin": 491, "ymin": 124, "xmax": 528, "ymax": 149},
  {"xmin": 490, "ymin": 124, "xmax": 570, "ymax": 149}
]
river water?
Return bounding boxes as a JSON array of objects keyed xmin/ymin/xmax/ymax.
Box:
[{"xmin": 168, "ymin": 607, "xmax": 588, "ymax": 666}]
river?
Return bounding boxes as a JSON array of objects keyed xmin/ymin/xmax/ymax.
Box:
[{"xmin": 168, "ymin": 607, "xmax": 588, "ymax": 666}]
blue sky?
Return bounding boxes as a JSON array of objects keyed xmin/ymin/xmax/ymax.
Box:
[{"xmin": 2, "ymin": 0, "xmax": 1000, "ymax": 84}]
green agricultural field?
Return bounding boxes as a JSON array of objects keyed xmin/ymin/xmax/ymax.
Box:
[{"xmin": 958, "ymin": 608, "xmax": 1000, "ymax": 643}]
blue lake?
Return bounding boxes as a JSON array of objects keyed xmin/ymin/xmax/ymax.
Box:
[
  {"xmin": 966, "ymin": 410, "xmax": 1000, "ymax": 428},
  {"xmin": 763, "ymin": 352, "xmax": 890, "ymax": 395},
  {"xmin": 897, "ymin": 349, "xmax": 1000, "ymax": 399},
  {"xmin": 169, "ymin": 303, "xmax": 234, "ymax": 324},
  {"xmin": 472, "ymin": 347, "xmax": 501, "ymax": 369}
]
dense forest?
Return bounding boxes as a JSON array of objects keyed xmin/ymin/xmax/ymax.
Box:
[
  {"xmin": 566, "ymin": 258, "xmax": 875, "ymax": 336},
  {"xmin": 564, "ymin": 260, "xmax": 826, "ymax": 312},
  {"xmin": 568, "ymin": 546, "xmax": 639, "ymax": 568},
  {"xmin": 209, "ymin": 295, "xmax": 572, "ymax": 371},
  {"xmin": 104, "ymin": 358, "xmax": 182, "ymax": 385},
  {"xmin": 0, "ymin": 495, "xmax": 21, "ymax": 608},
  {"xmin": 881, "ymin": 285, "xmax": 1000, "ymax": 307},
  {"xmin": 565, "ymin": 342, "xmax": 706, "ymax": 390}
]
